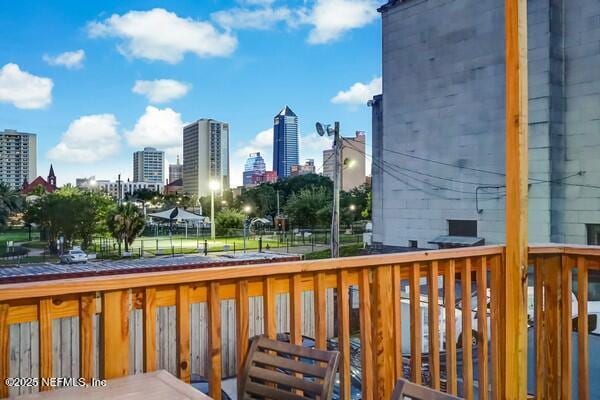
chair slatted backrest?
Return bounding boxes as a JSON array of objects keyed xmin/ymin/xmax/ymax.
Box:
[
  {"xmin": 240, "ymin": 335, "xmax": 340, "ymax": 400},
  {"xmin": 392, "ymin": 378, "xmax": 463, "ymax": 400}
]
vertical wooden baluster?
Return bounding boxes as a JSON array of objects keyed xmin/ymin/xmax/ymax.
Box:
[
  {"xmin": 290, "ymin": 274, "xmax": 303, "ymax": 396},
  {"xmin": 476, "ymin": 257, "xmax": 489, "ymax": 400},
  {"xmin": 337, "ymin": 270, "xmax": 350, "ymax": 400},
  {"xmin": 561, "ymin": 255, "xmax": 572, "ymax": 400},
  {"xmin": 489, "ymin": 254, "xmax": 502, "ymax": 398},
  {"xmin": 176, "ymin": 284, "xmax": 190, "ymax": 383},
  {"xmin": 393, "ymin": 265, "xmax": 403, "ymax": 381},
  {"xmin": 80, "ymin": 294, "xmax": 95, "ymax": 381},
  {"xmin": 208, "ymin": 282, "xmax": 222, "ymax": 400},
  {"xmin": 428, "ymin": 261, "xmax": 440, "ymax": 390},
  {"xmin": 372, "ymin": 266, "xmax": 395, "ymax": 398},
  {"xmin": 0, "ymin": 303, "xmax": 9, "ymax": 398},
  {"xmin": 263, "ymin": 277, "xmax": 276, "ymax": 339},
  {"xmin": 461, "ymin": 258, "xmax": 473, "ymax": 400},
  {"xmin": 359, "ymin": 268, "xmax": 373, "ymax": 400},
  {"xmin": 102, "ymin": 290, "xmax": 129, "ymax": 379},
  {"xmin": 444, "ymin": 259, "xmax": 458, "ymax": 395},
  {"xmin": 144, "ymin": 288, "xmax": 157, "ymax": 372},
  {"xmin": 534, "ymin": 256, "xmax": 543, "ymax": 397},
  {"xmin": 409, "ymin": 262, "xmax": 421, "ymax": 384},
  {"xmin": 314, "ymin": 273, "xmax": 327, "ymax": 350},
  {"xmin": 543, "ymin": 255, "xmax": 562, "ymax": 396},
  {"xmin": 577, "ymin": 256, "xmax": 589, "ymax": 400},
  {"xmin": 236, "ymin": 280, "xmax": 249, "ymax": 400},
  {"xmin": 290, "ymin": 275, "xmax": 302, "ymax": 346},
  {"xmin": 39, "ymin": 298, "xmax": 53, "ymax": 390}
]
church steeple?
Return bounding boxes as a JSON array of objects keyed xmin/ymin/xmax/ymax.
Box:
[{"xmin": 48, "ymin": 164, "xmax": 56, "ymax": 188}]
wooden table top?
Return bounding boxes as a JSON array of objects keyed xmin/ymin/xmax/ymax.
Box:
[{"xmin": 15, "ymin": 371, "xmax": 212, "ymax": 400}]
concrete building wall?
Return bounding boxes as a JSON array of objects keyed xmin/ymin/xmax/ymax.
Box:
[
  {"xmin": 322, "ymin": 132, "xmax": 367, "ymax": 191},
  {"xmin": 377, "ymin": 0, "xmax": 600, "ymax": 248}
]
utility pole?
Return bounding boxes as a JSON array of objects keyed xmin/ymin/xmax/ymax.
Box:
[{"xmin": 331, "ymin": 122, "xmax": 341, "ymax": 258}]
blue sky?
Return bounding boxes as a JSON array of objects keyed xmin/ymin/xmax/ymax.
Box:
[{"xmin": 0, "ymin": 0, "xmax": 382, "ymax": 186}]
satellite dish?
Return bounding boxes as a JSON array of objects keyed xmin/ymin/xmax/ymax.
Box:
[{"xmin": 316, "ymin": 122, "xmax": 325, "ymax": 137}]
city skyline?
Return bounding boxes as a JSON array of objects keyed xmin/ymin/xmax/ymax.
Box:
[{"xmin": 0, "ymin": 1, "xmax": 380, "ymax": 187}]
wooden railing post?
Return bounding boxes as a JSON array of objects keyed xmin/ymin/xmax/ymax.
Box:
[
  {"xmin": 79, "ymin": 293, "xmax": 95, "ymax": 381},
  {"xmin": 176, "ymin": 284, "xmax": 190, "ymax": 383},
  {"xmin": 371, "ymin": 266, "xmax": 395, "ymax": 399},
  {"xmin": 504, "ymin": 0, "xmax": 528, "ymax": 397},
  {"xmin": 0, "ymin": 303, "xmax": 9, "ymax": 398}
]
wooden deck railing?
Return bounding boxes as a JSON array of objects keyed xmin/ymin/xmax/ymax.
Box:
[{"xmin": 0, "ymin": 244, "xmax": 597, "ymax": 399}]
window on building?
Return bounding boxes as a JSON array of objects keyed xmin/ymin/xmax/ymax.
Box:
[
  {"xmin": 409, "ymin": 240, "xmax": 418, "ymax": 248},
  {"xmin": 448, "ymin": 220, "xmax": 477, "ymax": 237},
  {"xmin": 587, "ymin": 224, "xmax": 600, "ymax": 245}
]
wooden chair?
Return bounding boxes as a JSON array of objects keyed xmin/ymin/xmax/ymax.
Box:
[
  {"xmin": 391, "ymin": 378, "xmax": 462, "ymax": 400},
  {"xmin": 239, "ymin": 335, "xmax": 340, "ymax": 400}
]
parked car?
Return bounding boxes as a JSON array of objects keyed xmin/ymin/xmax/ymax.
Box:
[{"xmin": 60, "ymin": 248, "xmax": 88, "ymax": 264}]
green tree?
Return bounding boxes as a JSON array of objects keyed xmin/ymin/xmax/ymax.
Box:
[
  {"xmin": 0, "ymin": 183, "xmax": 23, "ymax": 228},
  {"xmin": 106, "ymin": 203, "xmax": 146, "ymax": 253},
  {"xmin": 214, "ymin": 208, "xmax": 245, "ymax": 236},
  {"xmin": 284, "ymin": 187, "xmax": 332, "ymax": 229},
  {"xmin": 238, "ymin": 184, "xmax": 276, "ymax": 219}
]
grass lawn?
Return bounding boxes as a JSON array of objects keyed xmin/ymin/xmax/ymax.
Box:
[
  {"xmin": 0, "ymin": 229, "xmax": 38, "ymax": 243},
  {"xmin": 303, "ymin": 243, "xmax": 364, "ymax": 260}
]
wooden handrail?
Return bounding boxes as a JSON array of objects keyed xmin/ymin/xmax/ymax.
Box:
[{"xmin": 0, "ymin": 245, "xmax": 504, "ymax": 301}]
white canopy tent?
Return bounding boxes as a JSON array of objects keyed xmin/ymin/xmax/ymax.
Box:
[{"xmin": 147, "ymin": 207, "xmax": 208, "ymax": 238}]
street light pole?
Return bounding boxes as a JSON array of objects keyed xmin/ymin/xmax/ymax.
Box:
[
  {"xmin": 209, "ymin": 180, "xmax": 220, "ymax": 241},
  {"xmin": 331, "ymin": 122, "xmax": 341, "ymax": 258}
]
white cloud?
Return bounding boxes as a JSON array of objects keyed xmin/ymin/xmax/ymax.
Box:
[
  {"xmin": 132, "ymin": 79, "xmax": 191, "ymax": 103},
  {"xmin": 307, "ymin": 0, "xmax": 379, "ymax": 44},
  {"xmin": 125, "ymin": 106, "xmax": 183, "ymax": 156},
  {"xmin": 211, "ymin": 7, "xmax": 293, "ymax": 30},
  {"xmin": 0, "ymin": 63, "xmax": 53, "ymax": 109},
  {"xmin": 300, "ymin": 132, "xmax": 333, "ymax": 171},
  {"xmin": 331, "ymin": 76, "xmax": 381, "ymax": 108},
  {"xmin": 47, "ymin": 114, "xmax": 120, "ymax": 163},
  {"xmin": 88, "ymin": 8, "xmax": 237, "ymax": 63},
  {"xmin": 43, "ymin": 50, "xmax": 85, "ymax": 69}
]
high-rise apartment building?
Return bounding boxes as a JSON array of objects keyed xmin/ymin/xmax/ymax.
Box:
[
  {"xmin": 133, "ymin": 147, "xmax": 164, "ymax": 183},
  {"xmin": 169, "ymin": 155, "xmax": 183, "ymax": 183},
  {"xmin": 243, "ymin": 152, "xmax": 267, "ymax": 186},
  {"xmin": 323, "ymin": 131, "xmax": 366, "ymax": 191},
  {"xmin": 0, "ymin": 129, "xmax": 37, "ymax": 190},
  {"xmin": 183, "ymin": 119, "xmax": 230, "ymax": 196},
  {"xmin": 273, "ymin": 106, "xmax": 299, "ymax": 178}
]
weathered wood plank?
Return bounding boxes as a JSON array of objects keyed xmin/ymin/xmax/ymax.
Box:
[
  {"xmin": 503, "ymin": 0, "xmax": 529, "ymax": 398},
  {"xmin": 0, "ymin": 303, "xmax": 9, "ymax": 398},
  {"xmin": 39, "ymin": 298, "xmax": 52, "ymax": 391},
  {"xmin": 359, "ymin": 268, "xmax": 373, "ymax": 400},
  {"xmin": 577, "ymin": 256, "xmax": 589, "ymax": 400},
  {"xmin": 101, "ymin": 290, "xmax": 129, "ymax": 379},
  {"xmin": 476, "ymin": 257, "xmax": 489, "ymax": 400},
  {"xmin": 444, "ymin": 259, "xmax": 457, "ymax": 395},
  {"xmin": 409, "ymin": 262, "xmax": 421, "ymax": 384},
  {"xmin": 176, "ymin": 285, "xmax": 190, "ymax": 383},
  {"xmin": 372, "ymin": 266, "xmax": 395, "ymax": 398},
  {"xmin": 314, "ymin": 273, "xmax": 326, "ymax": 351},
  {"xmin": 534, "ymin": 256, "xmax": 543, "ymax": 398},
  {"xmin": 461, "ymin": 259, "xmax": 473, "ymax": 400},
  {"xmin": 337, "ymin": 270, "xmax": 350, "ymax": 400},
  {"xmin": 427, "ymin": 261, "xmax": 440, "ymax": 390},
  {"xmin": 208, "ymin": 282, "xmax": 221, "ymax": 400},
  {"xmin": 80, "ymin": 294, "xmax": 95, "ymax": 381}
]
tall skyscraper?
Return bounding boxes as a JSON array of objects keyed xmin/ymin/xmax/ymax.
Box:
[
  {"xmin": 169, "ymin": 155, "xmax": 183, "ymax": 183},
  {"xmin": 0, "ymin": 129, "xmax": 37, "ymax": 190},
  {"xmin": 273, "ymin": 106, "xmax": 299, "ymax": 178},
  {"xmin": 243, "ymin": 152, "xmax": 266, "ymax": 186},
  {"xmin": 323, "ymin": 131, "xmax": 366, "ymax": 191},
  {"xmin": 133, "ymin": 147, "xmax": 164, "ymax": 183},
  {"xmin": 183, "ymin": 119, "xmax": 230, "ymax": 196}
]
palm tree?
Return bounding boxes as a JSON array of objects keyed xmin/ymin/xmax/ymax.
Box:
[
  {"xmin": 0, "ymin": 183, "xmax": 23, "ymax": 228},
  {"xmin": 106, "ymin": 203, "xmax": 146, "ymax": 253}
]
